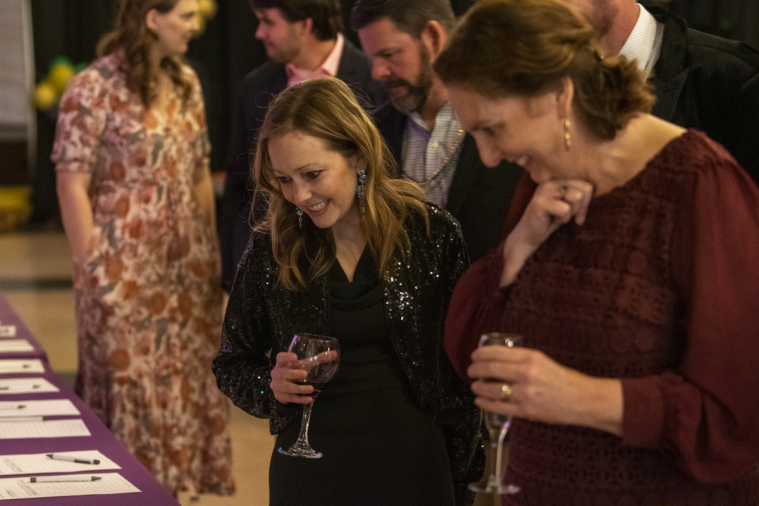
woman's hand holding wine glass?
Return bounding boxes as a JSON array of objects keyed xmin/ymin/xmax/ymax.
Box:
[
  {"xmin": 271, "ymin": 352, "xmax": 319, "ymax": 404},
  {"xmin": 275, "ymin": 333, "xmax": 340, "ymax": 459}
]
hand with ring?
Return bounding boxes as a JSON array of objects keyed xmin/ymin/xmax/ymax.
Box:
[{"xmin": 500, "ymin": 383, "xmax": 513, "ymax": 402}]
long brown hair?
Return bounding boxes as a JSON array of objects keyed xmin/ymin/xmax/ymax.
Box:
[
  {"xmin": 97, "ymin": 0, "xmax": 193, "ymax": 107},
  {"xmin": 253, "ymin": 77, "xmax": 429, "ymax": 291},
  {"xmin": 434, "ymin": 0, "xmax": 654, "ymax": 140}
]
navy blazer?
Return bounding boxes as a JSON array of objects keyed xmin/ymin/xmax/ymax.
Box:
[
  {"xmin": 648, "ymin": 6, "xmax": 759, "ymax": 184},
  {"xmin": 220, "ymin": 39, "xmax": 387, "ymax": 290},
  {"xmin": 373, "ymin": 101, "xmax": 524, "ymax": 262}
]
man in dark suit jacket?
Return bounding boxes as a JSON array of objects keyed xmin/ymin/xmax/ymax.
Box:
[
  {"xmin": 647, "ymin": 6, "xmax": 759, "ymax": 184},
  {"xmin": 351, "ymin": 0, "xmax": 523, "ymax": 262},
  {"xmin": 563, "ymin": 0, "xmax": 759, "ymax": 184},
  {"xmin": 221, "ymin": 0, "xmax": 386, "ymax": 290}
]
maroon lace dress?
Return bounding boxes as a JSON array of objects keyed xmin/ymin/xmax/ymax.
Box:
[{"xmin": 445, "ymin": 130, "xmax": 759, "ymax": 505}]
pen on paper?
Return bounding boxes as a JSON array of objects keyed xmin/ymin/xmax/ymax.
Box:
[
  {"xmin": 29, "ymin": 475, "xmax": 102, "ymax": 483},
  {"xmin": 0, "ymin": 385, "xmax": 40, "ymax": 391},
  {"xmin": 47, "ymin": 454, "xmax": 100, "ymax": 465},
  {"xmin": 0, "ymin": 416, "xmax": 45, "ymax": 422}
]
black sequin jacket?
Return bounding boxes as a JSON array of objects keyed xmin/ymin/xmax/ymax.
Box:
[{"xmin": 213, "ymin": 204, "xmax": 485, "ymax": 505}]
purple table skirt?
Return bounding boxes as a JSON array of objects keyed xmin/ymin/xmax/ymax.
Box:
[{"xmin": 0, "ymin": 290, "xmax": 180, "ymax": 506}]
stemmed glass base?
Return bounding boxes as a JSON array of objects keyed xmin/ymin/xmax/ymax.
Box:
[
  {"xmin": 468, "ymin": 482, "xmax": 520, "ymax": 495},
  {"xmin": 468, "ymin": 418, "xmax": 521, "ymax": 495},
  {"xmin": 278, "ymin": 441, "xmax": 322, "ymax": 459},
  {"xmin": 279, "ymin": 398, "xmax": 323, "ymax": 459}
]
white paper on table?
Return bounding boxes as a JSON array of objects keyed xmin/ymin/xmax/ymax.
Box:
[
  {"xmin": 0, "ymin": 451, "xmax": 119, "ymax": 476},
  {"xmin": 0, "ymin": 360, "xmax": 45, "ymax": 374},
  {"xmin": 0, "ymin": 378, "xmax": 58, "ymax": 395},
  {"xmin": 0, "ymin": 326, "xmax": 16, "ymax": 338},
  {"xmin": 0, "ymin": 419, "xmax": 90, "ymax": 439},
  {"xmin": 0, "ymin": 400, "xmax": 79, "ymax": 418},
  {"xmin": 0, "ymin": 473, "xmax": 140, "ymax": 499},
  {"xmin": 0, "ymin": 341, "xmax": 33, "ymax": 353}
]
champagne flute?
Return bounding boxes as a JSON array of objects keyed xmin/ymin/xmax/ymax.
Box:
[
  {"xmin": 469, "ymin": 332, "xmax": 523, "ymax": 495},
  {"xmin": 278, "ymin": 333, "xmax": 340, "ymax": 459}
]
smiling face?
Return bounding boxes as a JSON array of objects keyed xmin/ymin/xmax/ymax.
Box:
[
  {"xmin": 268, "ymin": 132, "xmax": 362, "ymax": 233},
  {"xmin": 147, "ymin": 0, "xmax": 199, "ymax": 58},
  {"xmin": 447, "ymin": 85, "xmax": 574, "ymax": 184},
  {"xmin": 254, "ymin": 8, "xmax": 302, "ymax": 63},
  {"xmin": 358, "ymin": 17, "xmax": 433, "ymax": 115}
]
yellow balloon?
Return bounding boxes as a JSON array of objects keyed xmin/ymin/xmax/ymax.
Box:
[
  {"xmin": 35, "ymin": 81, "xmax": 58, "ymax": 110},
  {"xmin": 49, "ymin": 64, "xmax": 75, "ymax": 92},
  {"xmin": 197, "ymin": 0, "xmax": 217, "ymax": 19},
  {"xmin": 193, "ymin": 14, "xmax": 207, "ymax": 37}
]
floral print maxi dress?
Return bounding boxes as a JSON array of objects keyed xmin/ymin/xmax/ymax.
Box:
[{"xmin": 51, "ymin": 53, "xmax": 234, "ymax": 497}]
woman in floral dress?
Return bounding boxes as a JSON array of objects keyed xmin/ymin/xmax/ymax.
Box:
[{"xmin": 53, "ymin": 0, "xmax": 234, "ymax": 498}]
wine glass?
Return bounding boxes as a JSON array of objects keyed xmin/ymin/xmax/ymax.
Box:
[
  {"xmin": 278, "ymin": 333, "xmax": 340, "ymax": 459},
  {"xmin": 469, "ymin": 332, "xmax": 523, "ymax": 495}
]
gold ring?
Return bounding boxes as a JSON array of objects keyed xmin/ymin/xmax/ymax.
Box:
[{"xmin": 500, "ymin": 383, "xmax": 513, "ymax": 402}]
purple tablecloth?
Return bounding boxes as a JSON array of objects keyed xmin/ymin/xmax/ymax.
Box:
[{"xmin": 0, "ymin": 290, "xmax": 180, "ymax": 505}]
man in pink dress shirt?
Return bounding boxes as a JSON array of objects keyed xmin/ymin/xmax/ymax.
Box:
[{"xmin": 221, "ymin": 0, "xmax": 386, "ymax": 290}]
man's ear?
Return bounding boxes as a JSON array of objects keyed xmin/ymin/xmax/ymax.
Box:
[
  {"xmin": 420, "ymin": 20, "xmax": 447, "ymax": 58},
  {"xmin": 299, "ymin": 17, "xmax": 314, "ymax": 38}
]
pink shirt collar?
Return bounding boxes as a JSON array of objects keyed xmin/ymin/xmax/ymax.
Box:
[{"xmin": 285, "ymin": 33, "xmax": 344, "ymax": 87}]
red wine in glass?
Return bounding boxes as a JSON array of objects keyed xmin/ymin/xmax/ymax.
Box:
[{"xmin": 278, "ymin": 333, "xmax": 340, "ymax": 459}]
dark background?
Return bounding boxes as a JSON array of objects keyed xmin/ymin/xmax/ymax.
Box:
[{"xmin": 24, "ymin": 0, "xmax": 759, "ymax": 224}]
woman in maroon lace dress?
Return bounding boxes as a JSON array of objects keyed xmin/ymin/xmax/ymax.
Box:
[
  {"xmin": 436, "ymin": 0, "xmax": 759, "ymax": 504},
  {"xmin": 53, "ymin": 0, "xmax": 234, "ymax": 498}
]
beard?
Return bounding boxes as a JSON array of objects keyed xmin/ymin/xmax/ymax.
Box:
[{"xmin": 382, "ymin": 44, "xmax": 434, "ymax": 115}]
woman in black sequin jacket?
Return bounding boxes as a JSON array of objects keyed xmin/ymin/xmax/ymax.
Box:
[{"xmin": 212, "ymin": 77, "xmax": 484, "ymax": 505}]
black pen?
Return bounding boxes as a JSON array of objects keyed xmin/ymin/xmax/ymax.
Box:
[
  {"xmin": 0, "ymin": 385, "xmax": 40, "ymax": 391},
  {"xmin": 0, "ymin": 416, "xmax": 45, "ymax": 422},
  {"xmin": 46, "ymin": 454, "xmax": 101, "ymax": 465},
  {"xmin": 29, "ymin": 476, "xmax": 101, "ymax": 483}
]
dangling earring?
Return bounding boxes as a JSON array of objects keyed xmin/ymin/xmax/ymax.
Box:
[
  {"xmin": 356, "ymin": 169, "xmax": 367, "ymax": 218},
  {"xmin": 564, "ymin": 119, "xmax": 571, "ymax": 151},
  {"xmin": 296, "ymin": 207, "xmax": 303, "ymax": 229}
]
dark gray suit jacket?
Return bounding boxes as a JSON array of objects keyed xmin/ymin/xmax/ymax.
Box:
[
  {"xmin": 373, "ymin": 101, "xmax": 523, "ymax": 262},
  {"xmin": 221, "ymin": 39, "xmax": 387, "ymax": 290},
  {"xmin": 648, "ymin": 6, "xmax": 759, "ymax": 184}
]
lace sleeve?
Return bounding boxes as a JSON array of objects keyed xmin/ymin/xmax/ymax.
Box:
[
  {"xmin": 621, "ymin": 142, "xmax": 759, "ymax": 482},
  {"xmin": 444, "ymin": 242, "xmax": 511, "ymax": 384}
]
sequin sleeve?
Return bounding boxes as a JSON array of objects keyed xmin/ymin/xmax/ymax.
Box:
[{"xmin": 212, "ymin": 237, "xmax": 283, "ymax": 420}]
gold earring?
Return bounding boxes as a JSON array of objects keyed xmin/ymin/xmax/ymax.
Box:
[{"xmin": 564, "ymin": 119, "xmax": 571, "ymax": 151}]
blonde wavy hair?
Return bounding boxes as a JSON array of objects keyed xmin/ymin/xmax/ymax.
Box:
[
  {"xmin": 97, "ymin": 0, "xmax": 193, "ymax": 107},
  {"xmin": 252, "ymin": 77, "xmax": 429, "ymax": 291}
]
